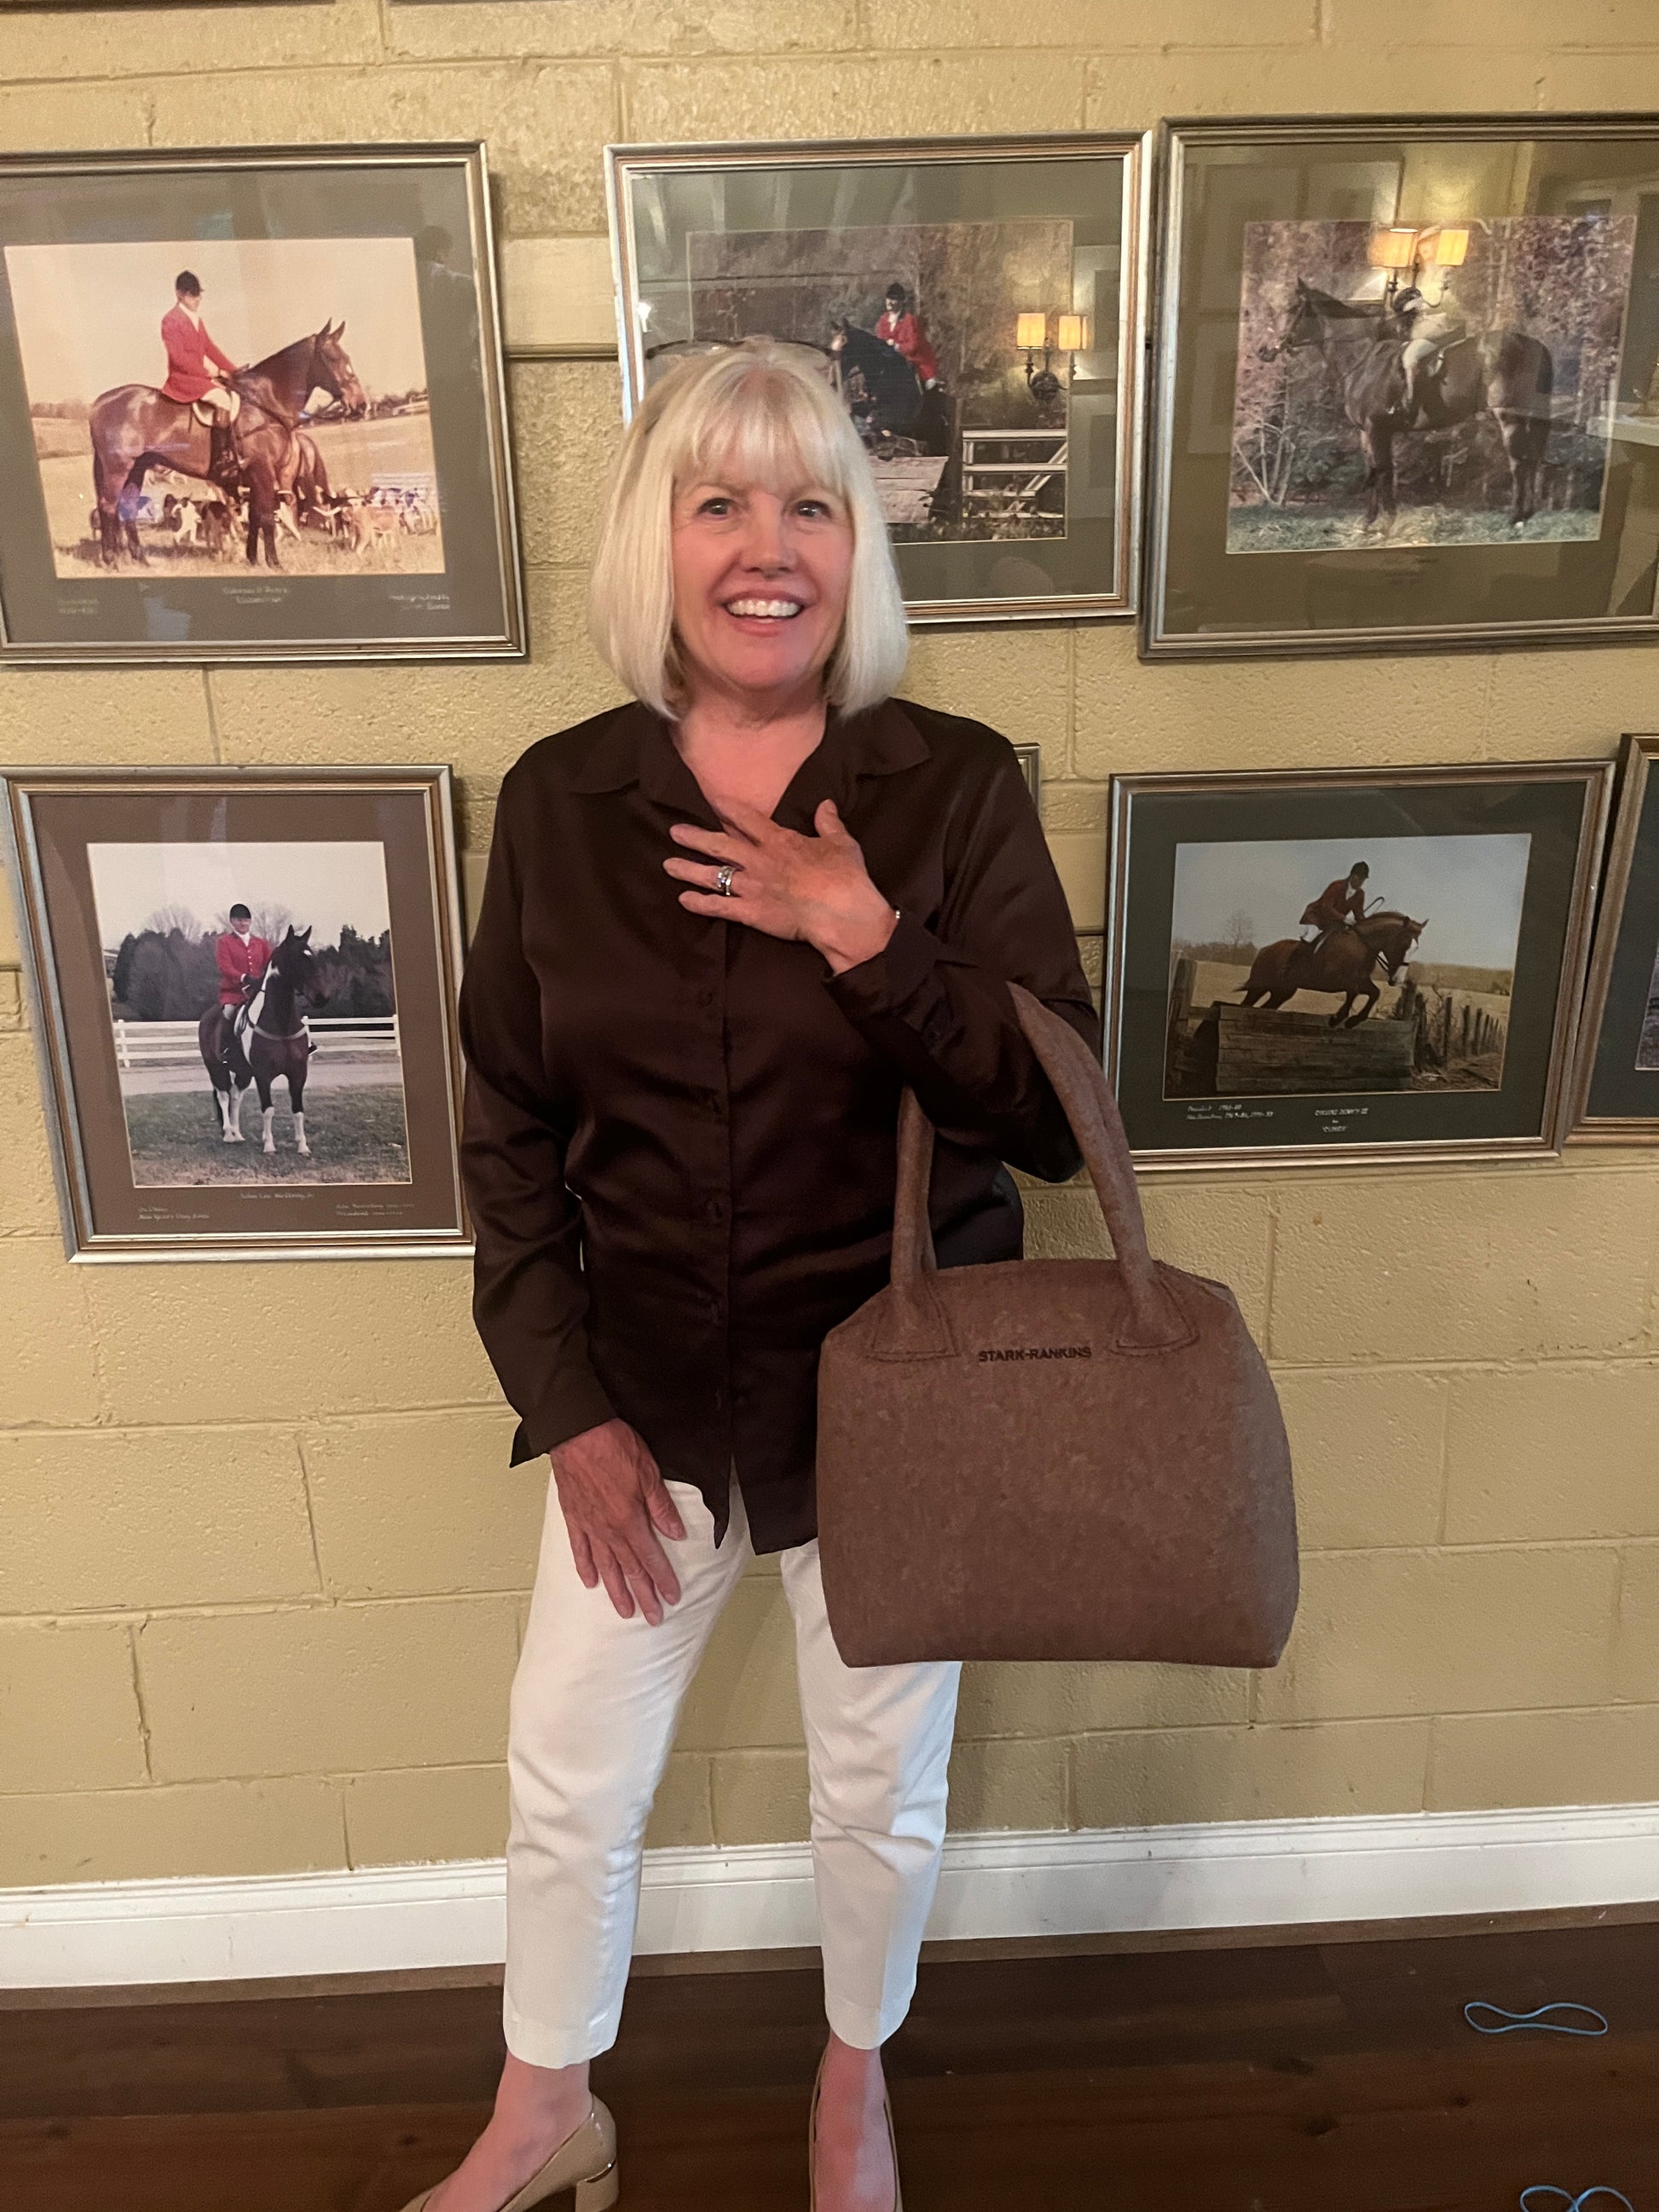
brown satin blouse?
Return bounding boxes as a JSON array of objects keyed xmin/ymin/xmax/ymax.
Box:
[{"xmin": 457, "ymin": 696, "xmax": 1099, "ymax": 1554}]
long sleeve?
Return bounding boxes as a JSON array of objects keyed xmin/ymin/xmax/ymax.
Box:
[
  {"xmin": 458, "ymin": 779, "xmax": 617, "ymax": 1463},
  {"xmin": 824, "ymin": 744, "xmax": 1096, "ymax": 1183},
  {"xmin": 204, "ymin": 329, "xmax": 238, "ymax": 378}
]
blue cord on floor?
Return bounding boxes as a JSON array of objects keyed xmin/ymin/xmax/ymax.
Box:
[
  {"xmin": 1463, "ymin": 2002, "xmax": 1627, "ymax": 2209},
  {"xmin": 1465, "ymin": 2001, "xmax": 1610, "ymax": 2037}
]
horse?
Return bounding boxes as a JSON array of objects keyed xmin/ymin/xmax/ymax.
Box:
[
  {"xmin": 197, "ymin": 926, "xmax": 323, "ymax": 1158},
  {"xmin": 1236, "ymin": 911, "xmax": 1425, "ymax": 1029},
  {"xmin": 828, "ymin": 321, "xmax": 951, "ymax": 454},
  {"xmin": 89, "ymin": 321, "xmax": 367, "ymax": 571},
  {"xmin": 1258, "ymin": 279, "xmax": 1554, "ymax": 531}
]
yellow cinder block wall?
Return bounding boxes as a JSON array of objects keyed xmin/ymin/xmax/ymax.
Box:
[{"xmin": 3, "ymin": 3, "xmax": 1659, "ymax": 1890}]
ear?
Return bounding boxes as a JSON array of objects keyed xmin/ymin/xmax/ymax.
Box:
[{"xmin": 299, "ymin": 925, "xmax": 313, "ymax": 943}]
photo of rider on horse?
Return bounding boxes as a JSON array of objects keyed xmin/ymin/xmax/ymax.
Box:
[
  {"xmin": 672, "ymin": 214, "xmax": 1074, "ymax": 540},
  {"xmin": 8, "ymin": 234, "xmax": 446, "ymax": 580},
  {"xmin": 1228, "ymin": 212, "xmax": 1637, "ymax": 552},
  {"xmin": 87, "ymin": 837, "xmax": 410, "ymax": 1190},
  {"xmin": 1163, "ymin": 831, "xmax": 1531, "ymax": 1101}
]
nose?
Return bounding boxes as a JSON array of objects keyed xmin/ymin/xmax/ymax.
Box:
[{"xmin": 739, "ymin": 494, "xmax": 794, "ymax": 574}]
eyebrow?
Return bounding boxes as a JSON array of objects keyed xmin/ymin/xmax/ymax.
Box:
[{"xmin": 682, "ymin": 480, "xmax": 839, "ymax": 500}]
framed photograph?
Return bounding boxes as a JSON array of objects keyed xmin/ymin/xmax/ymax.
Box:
[
  {"xmin": 0, "ymin": 144, "xmax": 523, "ymax": 663},
  {"xmin": 1146, "ymin": 115, "xmax": 1659, "ymax": 659},
  {"xmin": 607, "ymin": 132, "xmax": 1147, "ymax": 624},
  {"xmin": 1567, "ymin": 733, "xmax": 1659, "ymax": 1141},
  {"xmin": 1011, "ymin": 742, "xmax": 1042, "ymax": 811},
  {"xmin": 1104, "ymin": 761, "xmax": 1613, "ymax": 1170},
  {"xmin": 2, "ymin": 766, "xmax": 471, "ymax": 1260}
]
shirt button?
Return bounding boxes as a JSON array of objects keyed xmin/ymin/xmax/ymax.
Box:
[
  {"xmin": 705, "ymin": 1196, "xmax": 725, "ymax": 1222},
  {"xmin": 707, "ymin": 1295, "xmax": 724, "ymax": 1320}
]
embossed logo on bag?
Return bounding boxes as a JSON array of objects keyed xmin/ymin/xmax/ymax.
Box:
[{"xmin": 977, "ymin": 1344, "xmax": 1093, "ymax": 1362}]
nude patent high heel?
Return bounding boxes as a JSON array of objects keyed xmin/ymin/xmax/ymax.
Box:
[
  {"xmin": 807, "ymin": 2053, "xmax": 902, "ymax": 2212},
  {"xmin": 398, "ymin": 2094, "xmax": 619, "ymax": 2212}
]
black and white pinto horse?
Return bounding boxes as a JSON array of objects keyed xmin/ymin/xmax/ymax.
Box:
[{"xmin": 197, "ymin": 925, "xmax": 321, "ymax": 1157}]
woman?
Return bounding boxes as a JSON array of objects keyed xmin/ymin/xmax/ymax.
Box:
[{"xmin": 419, "ymin": 341, "xmax": 1096, "ymax": 2212}]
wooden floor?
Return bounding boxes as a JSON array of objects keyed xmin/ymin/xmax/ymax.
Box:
[{"xmin": 5, "ymin": 1913, "xmax": 1659, "ymax": 2209}]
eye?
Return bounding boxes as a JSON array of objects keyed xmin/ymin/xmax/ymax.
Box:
[
  {"xmin": 795, "ymin": 497, "xmax": 835, "ymax": 520},
  {"xmin": 696, "ymin": 494, "xmax": 733, "ymax": 518}
]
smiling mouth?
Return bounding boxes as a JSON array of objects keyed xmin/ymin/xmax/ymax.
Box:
[{"xmin": 723, "ymin": 598, "xmax": 805, "ymax": 620}]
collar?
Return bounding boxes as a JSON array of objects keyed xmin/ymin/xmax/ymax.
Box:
[{"xmin": 565, "ymin": 697, "xmax": 931, "ymax": 828}]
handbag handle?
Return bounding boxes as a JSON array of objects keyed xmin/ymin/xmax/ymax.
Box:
[{"xmin": 887, "ymin": 979, "xmax": 1192, "ymax": 1357}]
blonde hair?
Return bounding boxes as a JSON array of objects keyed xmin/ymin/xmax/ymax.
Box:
[{"xmin": 588, "ymin": 340, "xmax": 910, "ymax": 720}]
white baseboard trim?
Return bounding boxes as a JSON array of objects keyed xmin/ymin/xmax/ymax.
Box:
[{"xmin": 5, "ymin": 1802, "xmax": 1658, "ymax": 1992}]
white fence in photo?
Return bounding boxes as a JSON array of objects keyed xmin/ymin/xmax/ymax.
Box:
[
  {"xmin": 959, "ymin": 429, "xmax": 1069, "ymax": 524},
  {"xmin": 113, "ymin": 1015, "xmax": 398, "ymax": 1070}
]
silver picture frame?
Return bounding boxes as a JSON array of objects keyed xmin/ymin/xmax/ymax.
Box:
[
  {"xmin": 3, "ymin": 764, "xmax": 472, "ymax": 1261},
  {"xmin": 1103, "ymin": 759, "xmax": 1613, "ymax": 1171},
  {"xmin": 1566, "ymin": 732, "xmax": 1659, "ymax": 1142},
  {"xmin": 1011, "ymin": 742, "xmax": 1042, "ymax": 812},
  {"xmin": 607, "ymin": 131, "xmax": 1149, "ymax": 626},
  {"xmin": 0, "ymin": 142, "xmax": 525, "ymax": 665},
  {"xmin": 1144, "ymin": 113, "xmax": 1659, "ymax": 661}
]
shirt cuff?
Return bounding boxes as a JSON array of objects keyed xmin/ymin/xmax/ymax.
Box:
[
  {"xmin": 821, "ymin": 907, "xmax": 951, "ymax": 1019},
  {"xmin": 509, "ymin": 1367, "xmax": 620, "ymax": 1467}
]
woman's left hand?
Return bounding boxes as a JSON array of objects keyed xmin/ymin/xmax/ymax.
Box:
[{"xmin": 664, "ymin": 797, "xmax": 899, "ymax": 975}]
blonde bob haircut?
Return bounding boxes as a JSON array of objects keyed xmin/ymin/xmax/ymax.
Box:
[{"xmin": 588, "ymin": 339, "xmax": 910, "ymax": 721}]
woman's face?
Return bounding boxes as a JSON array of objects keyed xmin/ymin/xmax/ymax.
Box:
[{"xmin": 670, "ymin": 471, "xmax": 854, "ymax": 713}]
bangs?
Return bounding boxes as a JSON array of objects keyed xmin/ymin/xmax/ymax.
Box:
[{"xmin": 681, "ymin": 360, "xmax": 853, "ymax": 503}]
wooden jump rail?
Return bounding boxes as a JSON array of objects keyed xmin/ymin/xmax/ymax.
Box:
[{"xmin": 1213, "ymin": 1002, "xmax": 1416, "ymax": 1094}]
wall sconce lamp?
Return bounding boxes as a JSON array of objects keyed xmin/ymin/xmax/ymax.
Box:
[
  {"xmin": 1018, "ymin": 310, "xmax": 1090, "ymax": 402},
  {"xmin": 1367, "ymin": 222, "xmax": 1471, "ymax": 298},
  {"xmin": 1016, "ymin": 311, "xmax": 1059, "ymax": 403}
]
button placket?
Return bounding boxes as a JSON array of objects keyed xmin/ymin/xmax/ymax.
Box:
[{"xmin": 704, "ymin": 921, "xmax": 735, "ymax": 1434}]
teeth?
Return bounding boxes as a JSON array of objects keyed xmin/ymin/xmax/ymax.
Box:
[{"xmin": 725, "ymin": 599, "xmax": 802, "ymax": 618}]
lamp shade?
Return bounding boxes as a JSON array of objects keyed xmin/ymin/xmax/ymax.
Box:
[
  {"xmin": 1367, "ymin": 227, "xmax": 1419, "ymax": 270},
  {"xmin": 1055, "ymin": 312, "xmax": 1090, "ymax": 353},
  {"xmin": 1015, "ymin": 311, "xmax": 1049, "ymax": 350},
  {"xmin": 1425, "ymin": 226, "xmax": 1470, "ymax": 268}
]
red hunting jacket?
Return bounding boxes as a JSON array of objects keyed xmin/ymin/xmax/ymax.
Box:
[
  {"xmin": 216, "ymin": 930, "xmax": 271, "ymax": 1007},
  {"xmin": 1303, "ymin": 877, "xmax": 1368, "ymax": 932},
  {"xmin": 161, "ymin": 304, "xmax": 238, "ymax": 404},
  {"xmin": 875, "ymin": 308, "xmax": 939, "ymax": 384}
]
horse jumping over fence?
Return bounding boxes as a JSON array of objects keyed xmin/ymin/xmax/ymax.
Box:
[
  {"xmin": 1237, "ymin": 911, "xmax": 1426, "ymax": 1029},
  {"xmin": 197, "ymin": 925, "xmax": 323, "ymax": 1157},
  {"xmin": 1258, "ymin": 279, "xmax": 1553, "ymax": 531},
  {"xmin": 89, "ymin": 322, "xmax": 367, "ymax": 571}
]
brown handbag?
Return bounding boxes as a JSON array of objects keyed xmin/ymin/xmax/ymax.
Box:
[{"xmin": 815, "ymin": 982, "xmax": 1299, "ymax": 1670}]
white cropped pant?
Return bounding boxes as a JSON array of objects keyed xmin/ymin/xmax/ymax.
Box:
[{"xmin": 504, "ymin": 1468, "xmax": 962, "ymax": 2068}]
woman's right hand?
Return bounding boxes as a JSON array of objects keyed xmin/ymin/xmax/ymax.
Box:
[{"xmin": 550, "ymin": 1417, "xmax": 686, "ymax": 1624}]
